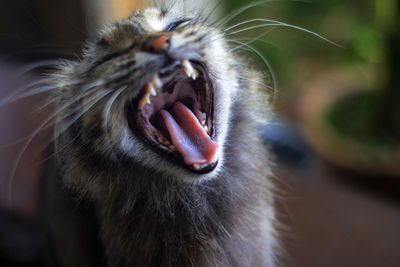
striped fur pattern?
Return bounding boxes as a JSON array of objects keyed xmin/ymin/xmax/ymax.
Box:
[{"xmin": 45, "ymin": 1, "xmax": 278, "ymax": 266}]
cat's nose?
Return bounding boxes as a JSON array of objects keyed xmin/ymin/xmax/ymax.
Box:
[{"xmin": 143, "ymin": 35, "xmax": 170, "ymax": 54}]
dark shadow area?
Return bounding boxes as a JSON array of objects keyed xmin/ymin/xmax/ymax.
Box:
[{"xmin": 0, "ymin": 208, "xmax": 45, "ymax": 267}]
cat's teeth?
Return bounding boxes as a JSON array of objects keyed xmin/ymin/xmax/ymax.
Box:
[
  {"xmin": 203, "ymin": 125, "xmax": 209, "ymax": 133},
  {"xmin": 147, "ymin": 83, "xmax": 157, "ymax": 96},
  {"xmin": 193, "ymin": 161, "xmax": 215, "ymax": 171},
  {"xmin": 138, "ymin": 93, "xmax": 151, "ymax": 108},
  {"xmin": 182, "ymin": 59, "xmax": 193, "ymax": 74},
  {"xmin": 139, "ymin": 81, "xmax": 158, "ymax": 108},
  {"xmin": 181, "ymin": 59, "xmax": 198, "ymax": 80},
  {"xmin": 158, "ymin": 136, "xmax": 175, "ymax": 150},
  {"xmin": 211, "ymin": 152, "xmax": 219, "ymax": 163},
  {"xmin": 145, "ymin": 94, "xmax": 151, "ymax": 104},
  {"xmin": 158, "ymin": 136, "xmax": 165, "ymax": 143},
  {"xmin": 191, "ymin": 70, "xmax": 199, "ymax": 80},
  {"xmin": 151, "ymin": 75, "xmax": 163, "ymax": 89},
  {"xmin": 193, "ymin": 164, "xmax": 201, "ymax": 171},
  {"xmin": 199, "ymin": 112, "xmax": 207, "ymax": 127}
]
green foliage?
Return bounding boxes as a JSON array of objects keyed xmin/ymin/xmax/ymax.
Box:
[
  {"xmin": 225, "ymin": 0, "xmax": 400, "ymax": 147},
  {"xmin": 351, "ymin": 26, "xmax": 386, "ymax": 63},
  {"xmin": 223, "ymin": 0, "xmax": 393, "ymax": 90},
  {"xmin": 325, "ymin": 91, "xmax": 399, "ymax": 149}
]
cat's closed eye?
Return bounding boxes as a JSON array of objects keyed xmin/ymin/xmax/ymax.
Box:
[{"xmin": 165, "ymin": 19, "xmax": 190, "ymax": 32}]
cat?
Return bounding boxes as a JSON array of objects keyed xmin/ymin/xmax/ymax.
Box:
[{"xmin": 41, "ymin": 1, "xmax": 278, "ymax": 266}]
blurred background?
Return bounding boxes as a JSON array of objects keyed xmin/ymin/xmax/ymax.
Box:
[{"xmin": 0, "ymin": 0, "xmax": 399, "ymax": 266}]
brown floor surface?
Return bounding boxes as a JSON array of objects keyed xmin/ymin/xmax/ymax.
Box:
[{"xmin": 276, "ymin": 162, "xmax": 400, "ymax": 267}]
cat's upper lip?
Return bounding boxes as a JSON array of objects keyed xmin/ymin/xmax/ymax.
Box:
[{"xmin": 126, "ymin": 59, "xmax": 218, "ymax": 174}]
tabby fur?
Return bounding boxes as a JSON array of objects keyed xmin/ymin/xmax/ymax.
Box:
[{"xmin": 42, "ymin": 1, "xmax": 278, "ymax": 266}]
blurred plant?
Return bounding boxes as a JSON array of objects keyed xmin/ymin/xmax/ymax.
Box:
[
  {"xmin": 224, "ymin": 0, "xmax": 400, "ymax": 174},
  {"xmin": 327, "ymin": 0, "xmax": 400, "ymax": 148}
]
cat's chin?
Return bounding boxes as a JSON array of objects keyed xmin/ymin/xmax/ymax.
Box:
[
  {"xmin": 125, "ymin": 59, "xmax": 220, "ymax": 174},
  {"xmin": 154, "ymin": 154, "xmax": 224, "ymax": 183}
]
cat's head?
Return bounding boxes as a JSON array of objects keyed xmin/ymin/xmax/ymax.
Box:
[{"xmin": 54, "ymin": 2, "xmax": 244, "ymax": 182}]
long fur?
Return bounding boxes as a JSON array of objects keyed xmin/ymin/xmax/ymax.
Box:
[{"xmin": 42, "ymin": 1, "xmax": 278, "ymax": 266}]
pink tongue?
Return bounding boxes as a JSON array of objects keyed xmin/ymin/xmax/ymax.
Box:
[{"xmin": 158, "ymin": 101, "xmax": 218, "ymax": 166}]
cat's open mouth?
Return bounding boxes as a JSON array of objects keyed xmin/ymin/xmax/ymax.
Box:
[{"xmin": 126, "ymin": 60, "xmax": 218, "ymax": 174}]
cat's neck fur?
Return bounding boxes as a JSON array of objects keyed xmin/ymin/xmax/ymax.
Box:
[{"xmin": 58, "ymin": 90, "xmax": 276, "ymax": 267}]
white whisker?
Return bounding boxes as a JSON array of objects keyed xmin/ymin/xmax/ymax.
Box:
[
  {"xmin": 2, "ymin": 81, "xmax": 103, "ymax": 149},
  {"xmin": 0, "ymin": 79, "xmax": 100, "ymax": 107},
  {"xmin": 103, "ymin": 86, "xmax": 128, "ymax": 160},
  {"xmin": 226, "ymin": 19, "xmax": 342, "ymax": 47},
  {"xmin": 0, "ymin": 78, "xmax": 53, "ymax": 107},
  {"xmin": 229, "ymin": 40, "xmax": 277, "ymax": 95},
  {"xmin": 7, "ymin": 83, "xmax": 106, "ymax": 206},
  {"xmin": 227, "ymin": 27, "xmax": 276, "ymax": 52},
  {"xmin": 33, "ymin": 134, "xmax": 79, "ymax": 166},
  {"xmin": 6, "ymin": 85, "xmax": 61, "ymax": 103},
  {"xmin": 13, "ymin": 59, "xmax": 64, "ymax": 77},
  {"xmin": 214, "ymin": 0, "xmax": 277, "ymax": 28},
  {"xmin": 52, "ymin": 89, "xmax": 113, "ymax": 145}
]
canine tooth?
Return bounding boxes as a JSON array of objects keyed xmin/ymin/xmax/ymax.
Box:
[
  {"xmin": 147, "ymin": 83, "xmax": 157, "ymax": 96},
  {"xmin": 201, "ymin": 119, "xmax": 206, "ymax": 126},
  {"xmin": 191, "ymin": 70, "xmax": 199, "ymax": 80},
  {"xmin": 151, "ymin": 75, "xmax": 163, "ymax": 88},
  {"xmin": 204, "ymin": 125, "xmax": 209, "ymax": 132},
  {"xmin": 182, "ymin": 59, "xmax": 195, "ymax": 78}
]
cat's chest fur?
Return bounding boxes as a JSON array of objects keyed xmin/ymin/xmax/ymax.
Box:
[{"xmin": 43, "ymin": 123, "xmax": 276, "ymax": 267}]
